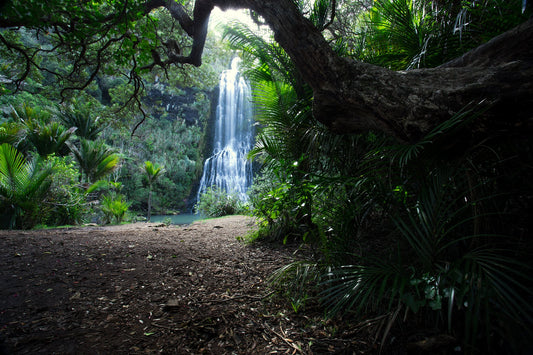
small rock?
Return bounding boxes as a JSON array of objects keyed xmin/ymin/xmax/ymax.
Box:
[{"xmin": 163, "ymin": 298, "xmax": 180, "ymax": 312}]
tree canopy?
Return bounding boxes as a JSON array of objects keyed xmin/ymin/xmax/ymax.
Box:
[{"xmin": 1, "ymin": 0, "xmax": 531, "ymax": 143}]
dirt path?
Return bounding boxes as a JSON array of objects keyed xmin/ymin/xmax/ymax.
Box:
[{"xmin": 0, "ymin": 216, "xmax": 372, "ymax": 354}]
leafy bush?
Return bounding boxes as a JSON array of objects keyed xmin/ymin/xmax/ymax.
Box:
[
  {"xmin": 195, "ymin": 186, "xmax": 248, "ymax": 218},
  {"xmin": 248, "ymin": 168, "xmax": 317, "ymax": 244},
  {"xmin": 226, "ymin": 3, "xmax": 533, "ymax": 353},
  {"xmin": 69, "ymin": 138, "xmax": 119, "ymax": 183},
  {"xmin": 320, "ymin": 163, "xmax": 533, "ymax": 352},
  {"xmin": 0, "ymin": 143, "xmax": 54, "ymax": 229},
  {"xmin": 44, "ymin": 154, "xmax": 88, "ymax": 226},
  {"xmin": 100, "ymin": 193, "xmax": 131, "ymax": 224}
]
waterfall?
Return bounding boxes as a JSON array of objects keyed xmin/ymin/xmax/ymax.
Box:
[{"xmin": 196, "ymin": 58, "xmax": 254, "ymax": 202}]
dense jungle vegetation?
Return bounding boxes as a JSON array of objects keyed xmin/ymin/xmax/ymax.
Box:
[
  {"xmin": 1, "ymin": 0, "xmax": 532, "ymax": 353},
  {"xmin": 1, "ymin": 9, "xmax": 235, "ymax": 227}
]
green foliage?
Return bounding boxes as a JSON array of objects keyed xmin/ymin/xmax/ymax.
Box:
[
  {"xmin": 0, "ymin": 0, "xmax": 229, "ymax": 111},
  {"xmin": 59, "ymin": 99, "xmax": 105, "ymax": 140},
  {"xmin": 308, "ymin": 0, "xmax": 335, "ymax": 31},
  {"xmin": 0, "ymin": 92, "xmax": 56, "ymax": 119},
  {"xmin": 320, "ymin": 161, "xmax": 533, "ymax": 351},
  {"xmin": 106, "ymin": 112, "xmax": 207, "ymax": 214},
  {"xmin": 1, "ymin": 1, "xmax": 530, "ymax": 351},
  {"xmin": 1, "ymin": 0, "xmax": 230, "ymax": 219},
  {"xmin": 44, "ymin": 154, "xmax": 87, "ymax": 226},
  {"xmin": 225, "ymin": 5, "xmax": 533, "ymax": 352},
  {"xmin": 248, "ymin": 165, "xmax": 317, "ymax": 244},
  {"xmin": 360, "ymin": 0, "xmax": 436, "ymax": 69},
  {"xmin": 269, "ymin": 261, "xmax": 321, "ymax": 313},
  {"xmin": 223, "ymin": 22, "xmax": 301, "ymax": 91},
  {"xmin": 353, "ymin": 0, "xmax": 531, "ymax": 69},
  {"xmin": 22, "ymin": 119, "xmax": 75, "ymax": 157},
  {"xmin": 0, "ymin": 121, "xmax": 23, "ymax": 146},
  {"xmin": 195, "ymin": 186, "xmax": 248, "ymax": 218},
  {"xmin": 227, "ymin": 22, "xmax": 318, "ymax": 243},
  {"xmin": 100, "ymin": 193, "xmax": 131, "ymax": 225},
  {"xmin": 143, "ymin": 160, "xmax": 165, "ymax": 221},
  {"xmin": 0, "ymin": 143, "xmax": 54, "ymax": 229},
  {"xmin": 144, "ymin": 160, "xmax": 165, "ymax": 186},
  {"xmin": 70, "ymin": 138, "xmax": 119, "ymax": 183}
]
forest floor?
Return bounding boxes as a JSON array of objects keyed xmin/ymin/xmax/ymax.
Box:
[{"xmin": 0, "ymin": 215, "xmax": 379, "ymax": 354}]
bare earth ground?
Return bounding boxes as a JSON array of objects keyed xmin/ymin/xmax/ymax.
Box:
[{"xmin": 0, "ymin": 216, "xmax": 376, "ymax": 354}]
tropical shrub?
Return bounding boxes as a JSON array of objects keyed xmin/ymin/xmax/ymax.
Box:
[
  {"xmin": 23, "ymin": 120, "xmax": 75, "ymax": 158},
  {"xmin": 195, "ymin": 186, "xmax": 248, "ymax": 218},
  {"xmin": 320, "ymin": 160, "xmax": 533, "ymax": 352},
  {"xmin": 248, "ymin": 165, "xmax": 318, "ymax": 244},
  {"xmin": 0, "ymin": 121, "xmax": 22, "ymax": 146},
  {"xmin": 59, "ymin": 99, "xmax": 105, "ymax": 140},
  {"xmin": 43, "ymin": 154, "xmax": 88, "ymax": 226},
  {"xmin": 224, "ymin": 3, "xmax": 533, "ymax": 352},
  {"xmin": 0, "ymin": 143, "xmax": 54, "ymax": 229},
  {"xmin": 9, "ymin": 104, "xmax": 74, "ymax": 156},
  {"xmin": 100, "ymin": 193, "xmax": 131, "ymax": 225},
  {"xmin": 69, "ymin": 138, "xmax": 119, "ymax": 183}
]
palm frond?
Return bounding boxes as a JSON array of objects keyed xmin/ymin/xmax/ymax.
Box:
[
  {"xmin": 321, "ymin": 258, "xmax": 409, "ymax": 316},
  {"xmin": 223, "ymin": 21, "xmax": 301, "ymax": 90},
  {"xmin": 0, "ymin": 143, "xmax": 54, "ymax": 228},
  {"xmin": 24, "ymin": 120, "xmax": 76, "ymax": 157},
  {"xmin": 270, "ymin": 261, "xmax": 321, "ymax": 312},
  {"xmin": 0, "ymin": 143, "xmax": 29, "ymax": 198},
  {"xmin": 60, "ymin": 102, "xmax": 104, "ymax": 140},
  {"xmin": 309, "ymin": 0, "xmax": 334, "ymax": 31},
  {"xmin": 390, "ymin": 102, "xmax": 485, "ymax": 168},
  {"xmin": 70, "ymin": 139, "xmax": 119, "ymax": 183},
  {"xmin": 144, "ymin": 160, "xmax": 165, "ymax": 185}
]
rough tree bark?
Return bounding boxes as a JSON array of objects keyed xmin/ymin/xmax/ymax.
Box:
[{"xmin": 151, "ymin": 0, "xmax": 533, "ymax": 143}]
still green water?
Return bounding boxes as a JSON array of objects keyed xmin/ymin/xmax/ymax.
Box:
[{"xmin": 150, "ymin": 213, "xmax": 203, "ymax": 225}]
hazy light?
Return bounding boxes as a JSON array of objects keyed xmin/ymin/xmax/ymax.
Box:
[
  {"xmin": 210, "ymin": 8, "xmax": 255, "ymax": 30},
  {"xmin": 209, "ymin": 7, "xmax": 271, "ymax": 39}
]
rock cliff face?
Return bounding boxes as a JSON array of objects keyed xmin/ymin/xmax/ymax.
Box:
[
  {"xmin": 138, "ymin": 82, "xmax": 221, "ymax": 211},
  {"xmin": 94, "ymin": 74, "xmax": 215, "ymax": 129},
  {"xmin": 143, "ymin": 85, "xmax": 210, "ymax": 127},
  {"xmin": 188, "ymin": 86, "xmax": 219, "ymax": 210}
]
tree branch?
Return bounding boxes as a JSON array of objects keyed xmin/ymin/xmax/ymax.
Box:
[
  {"xmin": 322, "ymin": 0, "xmax": 336, "ymax": 30},
  {"xmin": 440, "ymin": 17, "xmax": 533, "ymax": 68},
  {"xmin": 199, "ymin": 0, "xmax": 533, "ymax": 141},
  {"xmin": 1, "ymin": 0, "xmax": 531, "ymax": 142},
  {"xmin": 163, "ymin": 0, "xmax": 195, "ymax": 36},
  {"xmin": 159, "ymin": 0, "xmax": 214, "ymax": 67},
  {"xmin": 0, "ymin": 33, "xmax": 30, "ymax": 89}
]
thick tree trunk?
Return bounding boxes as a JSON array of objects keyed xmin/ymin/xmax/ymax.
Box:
[
  {"xmin": 166, "ymin": 0, "xmax": 533, "ymax": 142},
  {"xmin": 239, "ymin": 0, "xmax": 533, "ymax": 142}
]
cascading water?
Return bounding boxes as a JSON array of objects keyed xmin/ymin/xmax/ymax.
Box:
[{"xmin": 196, "ymin": 58, "xmax": 254, "ymax": 202}]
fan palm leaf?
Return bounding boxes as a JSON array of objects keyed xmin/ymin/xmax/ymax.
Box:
[
  {"xmin": 0, "ymin": 143, "xmax": 54, "ymax": 228},
  {"xmin": 60, "ymin": 101, "xmax": 104, "ymax": 140},
  {"xmin": 69, "ymin": 139, "xmax": 119, "ymax": 183},
  {"xmin": 0, "ymin": 142, "xmax": 28, "ymax": 198},
  {"xmin": 24, "ymin": 120, "xmax": 76, "ymax": 157}
]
